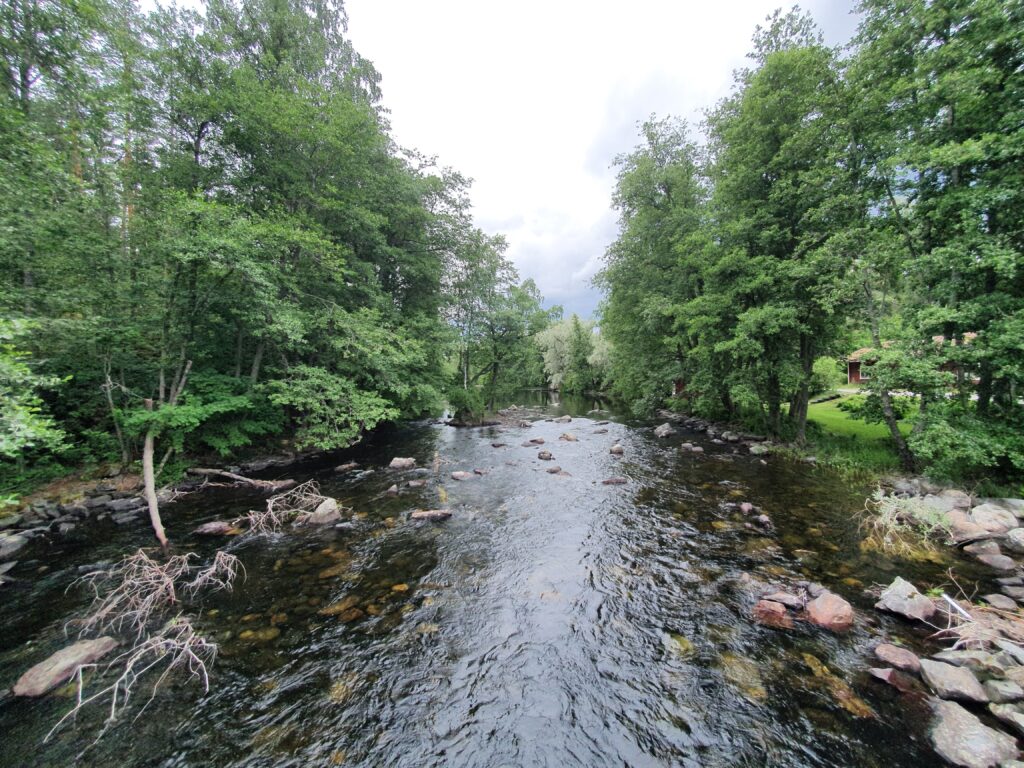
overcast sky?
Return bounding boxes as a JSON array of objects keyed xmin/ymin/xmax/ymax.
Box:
[{"xmin": 344, "ymin": 0, "xmax": 860, "ymax": 319}]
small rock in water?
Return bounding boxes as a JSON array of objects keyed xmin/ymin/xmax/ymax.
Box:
[
  {"xmin": 930, "ymin": 699, "xmax": 1019, "ymax": 768},
  {"xmin": 593, "ymin": 429, "xmax": 608, "ymax": 435},
  {"xmin": 874, "ymin": 643, "xmax": 921, "ymax": 673},
  {"xmin": 194, "ymin": 520, "xmax": 242, "ymax": 536},
  {"xmin": 739, "ymin": 502, "xmax": 755, "ymax": 514},
  {"xmin": 602, "ymin": 477, "xmax": 627, "ymax": 485},
  {"xmin": 410, "ymin": 509, "xmax": 451, "ymax": 521},
  {"xmin": 407, "ymin": 479, "xmax": 427, "ymax": 488},
  {"xmin": 450, "ymin": 471, "xmax": 474, "ymax": 481},
  {"xmin": 334, "ymin": 461, "xmax": 359, "ymax": 473},
  {"xmin": 530, "ymin": 438, "xmax": 546, "ymax": 445},
  {"xmin": 14, "ymin": 637, "xmax": 119, "ymax": 697},
  {"xmin": 654, "ymin": 423, "xmax": 676, "ymax": 438},
  {"xmin": 555, "ymin": 415, "xmax": 572, "ymax": 423},
  {"xmin": 690, "ymin": 446, "xmax": 704, "ymax": 454},
  {"xmin": 473, "ymin": 468, "xmax": 488, "ymax": 475},
  {"xmin": 546, "ymin": 466, "xmax": 562, "ymax": 474},
  {"xmin": 804, "ymin": 591, "xmax": 854, "ymax": 633},
  {"xmin": 388, "ymin": 457, "xmax": 416, "ymax": 470},
  {"xmin": 763, "ymin": 592, "xmax": 804, "ymax": 610},
  {"xmin": 752, "ymin": 600, "xmax": 793, "ymax": 629},
  {"xmin": 868, "ymin": 667, "xmax": 921, "ymax": 694},
  {"xmin": 609, "ymin": 444, "xmax": 624, "ymax": 456},
  {"xmin": 559, "ymin": 433, "xmax": 578, "ymax": 442},
  {"xmin": 537, "ymin": 451, "xmax": 554, "ymax": 461},
  {"xmin": 920, "ymin": 659, "xmax": 988, "ymax": 703},
  {"xmin": 386, "ymin": 484, "xmax": 399, "ymax": 497},
  {"xmin": 875, "ymin": 576, "xmax": 936, "ymax": 623},
  {"xmin": 491, "ymin": 442, "xmax": 507, "ymax": 448}
]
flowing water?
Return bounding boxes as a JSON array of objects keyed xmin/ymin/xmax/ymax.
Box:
[{"xmin": 1, "ymin": 395, "xmax": 981, "ymax": 767}]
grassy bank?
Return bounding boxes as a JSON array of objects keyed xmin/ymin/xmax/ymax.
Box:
[{"xmin": 799, "ymin": 396, "xmax": 910, "ymax": 477}]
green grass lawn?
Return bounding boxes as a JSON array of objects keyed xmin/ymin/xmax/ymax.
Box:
[{"xmin": 803, "ymin": 396, "xmax": 910, "ymax": 475}]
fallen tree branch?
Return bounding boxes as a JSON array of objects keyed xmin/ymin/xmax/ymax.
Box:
[{"xmin": 186, "ymin": 468, "xmax": 296, "ymax": 493}]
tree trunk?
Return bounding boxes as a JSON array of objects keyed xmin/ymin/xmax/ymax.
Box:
[
  {"xmin": 142, "ymin": 399, "xmax": 169, "ymax": 549},
  {"xmin": 249, "ymin": 340, "xmax": 265, "ymax": 385},
  {"xmin": 791, "ymin": 335, "xmax": 814, "ymax": 444}
]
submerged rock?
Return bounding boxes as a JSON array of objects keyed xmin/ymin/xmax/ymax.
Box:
[
  {"xmin": 920, "ymin": 659, "xmax": 988, "ymax": 703},
  {"xmin": 804, "ymin": 591, "xmax": 854, "ymax": 633},
  {"xmin": 875, "ymin": 576, "xmax": 936, "ymax": 623},
  {"xmin": 450, "ymin": 471, "xmax": 474, "ymax": 481},
  {"xmin": 14, "ymin": 637, "xmax": 119, "ymax": 696},
  {"xmin": 753, "ymin": 599, "xmax": 793, "ymax": 629},
  {"xmin": 194, "ymin": 520, "xmax": 243, "ymax": 536},
  {"xmin": 334, "ymin": 461, "xmax": 359, "ymax": 473},
  {"xmin": 929, "ymin": 699, "xmax": 1018, "ymax": 768},
  {"xmin": 410, "ymin": 509, "xmax": 451, "ymax": 521}
]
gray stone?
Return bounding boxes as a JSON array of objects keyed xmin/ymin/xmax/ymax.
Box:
[
  {"xmin": 450, "ymin": 471, "xmax": 474, "ymax": 480},
  {"xmin": 999, "ymin": 576, "xmax": 1024, "ymax": 586},
  {"xmin": 976, "ymin": 553, "xmax": 1019, "ymax": 572},
  {"xmin": 83, "ymin": 495, "xmax": 112, "ymax": 508},
  {"xmin": 921, "ymin": 494, "xmax": 958, "ymax": 515},
  {"xmin": 722, "ymin": 431, "xmax": 740, "ymax": 443},
  {"xmin": 537, "ymin": 451, "xmax": 554, "ymax": 461},
  {"xmin": 763, "ymin": 591, "xmax": 804, "ymax": 610},
  {"xmin": 966, "ymin": 541, "xmax": 1003, "ymax": 556},
  {"xmin": 609, "ymin": 445, "xmax": 624, "ymax": 456},
  {"xmin": 0, "ymin": 534, "xmax": 28, "ymax": 560},
  {"xmin": 299, "ymin": 498, "xmax": 341, "ymax": 525},
  {"xmin": 1003, "ymin": 586, "xmax": 1024, "ymax": 601},
  {"xmin": 106, "ymin": 497, "xmax": 143, "ymax": 512},
  {"xmin": 554, "ymin": 415, "xmax": 572, "ymax": 423},
  {"xmin": 984, "ymin": 594, "xmax": 1019, "ymax": 611},
  {"xmin": 933, "ymin": 650, "xmax": 1014, "ymax": 678},
  {"xmin": 1004, "ymin": 529, "xmax": 1024, "ymax": 555},
  {"xmin": 653, "ymin": 423, "xmax": 676, "ymax": 438},
  {"xmin": 0, "ymin": 514, "xmax": 22, "ymax": 529},
  {"xmin": 986, "ymin": 498, "xmax": 1024, "ymax": 517},
  {"xmin": 985, "ymin": 679, "xmax": 1024, "ymax": 704},
  {"xmin": 874, "ymin": 643, "xmax": 921, "ymax": 673},
  {"xmin": 940, "ymin": 489, "xmax": 974, "ymax": 510},
  {"xmin": 989, "ymin": 703, "xmax": 1024, "ymax": 738},
  {"xmin": 13, "ymin": 637, "xmax": 119, "ymax": 696},
  {"xmin": 111, "ymin": 512, "xmax": 138, "ymax": 525},
  {"xmin": 875, "ymin": 576, "xmax": 936, "ymax": 622},
  {"xmin": 920, "ymin": 659, "xmax": 988, "ymax": 703},
  {"xmin": 971, "ymin": 504, "xmax": 1020, "ymax": 534},
  {"xmin": 930, "ymin": 699, "xmax": 1019, "ymax": 768},
  {"xmin": 57, "ymin": 523, "xmax": 76, "ymax": 535},
  {"xmin": 748, "ymin": 442, "xmax": 772, "ymax": 456},
  {"xmin": 994, "ymin": 641, "xmax": 1024, "ymax": 666}
]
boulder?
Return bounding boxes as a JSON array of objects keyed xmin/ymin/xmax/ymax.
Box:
[
  {"xmin": 388, "ymin": 457, "xmax": 416, "ymax": 470},
  {"xmin": 554, "ymin": 415, "xmax": 572, "ymax": 424},
  {"xmin": 537, "ymin": 451, "xmax": 554, "ymax": 461},
  {"xmin": 0, "ymin": 514, "xmax": 23, "ymax": 529},
  {"xmin": 653, "ymin": 423, "xmax": 676, "ymax": 438},
  {"xmin": 983, "ymin": 593, "xmax": 1018, "ymax": 611},
  {"xmin": 14, "ymin": 637, "xmax": 119, "ymax": 696},
  {"xmin": 964, "ymin": 540, "xmax": 1002, "ymax": 556},
  {"xmin": 975, "ymin": 553, "xmax": 1018, "ymax": 572},
  {"xmin": 298, "ymin": 498, "xmax": 341, "ymax": 525},
  {"xmin": 0, "ymin": 534, "xmax": 28, "ymax": 560},
  {"xmin": 990, "ymin": 704, "xmax": 1024, "ymax": 738},
  {"xmin": 609, "ymin": 444, "xmax": 624, "ymax": 456},
  {"xmin": 939, "ymin": 489, "xmax": 974, "ymax": 510},
  {"xmin": 722, "ymin": 431, "xmax": 740, "ymax": 443},
  {"xmin": 1004, "ymin": 528, "xmax": 1024, "ymax": 554},
  {"xmin": 529, "ymin": 438, "xmax": 545, "ymax": 445},
  {"xmin": 951, "ymin": 518, "xmax": 994, "ymax": 544},
  {"xmin": 933, "ymin": 649, "xmax": 1014, "ymax": 677},
  {"xmin": 804, "ymin": 591, "xmax": 854, "ymax": 632},
  {"xmin": 875, "ymin": 576, "xmax": 936, "ymax": 623},
  {"xmin": 559, "ymin": 433, "xmax": 578, "ymax": 442},
  {"xmin": 929, "ymin": 699, "xmax": 1018, "ymax": 768},
  {"xmin": 984, "ymin": 679, "xmax": 1024, "ymax": 704},
  {"xmin": 970, "ymin": 504, "xmax": 1019, "ymax": 534},
  {"xmin": 748, "ymin": 443, "xmax": 771, "ymax": 456},
  {"xmin": 874, "ymin": 643, "xmax": 921, "ymax": 673},
  {"xmin": 753, "ymin": 599, "xmax": 793, "ymax": 629},
  {"xmin": 985, "ymin": 498, "xmax": 1024, "ymax": 517},
  {"xmin": 450, "ymin": 471, "xmax": 474, "ymax": 481},
  {"xmin": 920, "ymin": 659, "xmax": 988, "ymax": 703},
  {"xmin": 920, "ymin": 494, "xmax": 957, "ymax": 515}
]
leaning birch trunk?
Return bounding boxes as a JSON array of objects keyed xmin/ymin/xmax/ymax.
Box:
[{"xmin": 142, "ymin": 398, "xmax": 169, "ymax": 548}]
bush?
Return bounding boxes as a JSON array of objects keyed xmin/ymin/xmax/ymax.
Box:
[{"xmin": 810, "ymin": 356, "xmax": 844, "ymax": 396}]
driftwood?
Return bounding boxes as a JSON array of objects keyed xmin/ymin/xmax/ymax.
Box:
[
  {"xmin": 410, "ymin": 509, "xmax": 451, "ymax": 521},
  {"xmin": 187, "ymin": 468, "xmax": 296, "ymax": 493}
]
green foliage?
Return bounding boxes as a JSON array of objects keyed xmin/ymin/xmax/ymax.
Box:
[
  {"xmin": 0, "ymin": 320, "xmax": 65, "ymax": 460},
  {"xmin": 810, "ymin": 357, "xmax": 844, "ymax": 396}
]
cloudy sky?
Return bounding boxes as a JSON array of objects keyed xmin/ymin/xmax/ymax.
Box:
[{"xmin": 344, "ymin": 0, "xmax": 859, "ymax": 318}]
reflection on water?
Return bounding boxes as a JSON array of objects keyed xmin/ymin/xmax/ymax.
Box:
[{"xmin": 0, "ymin": 398, "xmax": 955, "ymax": 767}]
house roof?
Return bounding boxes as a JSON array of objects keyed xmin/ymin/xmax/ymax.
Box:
[
  {"xmin": 848, "ymin": 347, "xmax": 875, "ymax": 362},
  {"xmin": 848, "ymin": 333, "xmax": 978, "ymax": 362}
]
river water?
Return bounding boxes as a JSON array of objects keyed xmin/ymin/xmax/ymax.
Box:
[{"xmin": 1, "ymin": 395, "xmax": 970, "ymax": 766}]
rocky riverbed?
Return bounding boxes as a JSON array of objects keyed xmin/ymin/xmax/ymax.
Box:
[{"xmin": 1, "ymin": 396, "xmax": 1022, "ymax": 767}]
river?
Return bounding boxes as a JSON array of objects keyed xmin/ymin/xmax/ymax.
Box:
[{"xmin": 0, "ymin": 395, "xmax": 962, "ymax": 766}]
